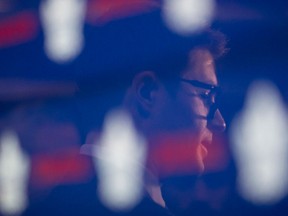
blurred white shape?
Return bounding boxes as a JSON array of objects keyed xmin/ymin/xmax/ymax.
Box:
[
  {"xmin": 0, "ymin": 130, "xmax": 30, "ymax": 216},
  {"xmin": 93, "ymin": 108, "xmax": 147, "ymax": 211},
  {"xmin": 40, "ymin": 0, "xmax": 86, "ymax": 63},
  {"xmin": 162, "ymin": 0, "xmax": 215, "ymax": 35},
  {"xmin": 231, "ymin": 80, "xmax": 288, "ymax": 205}
]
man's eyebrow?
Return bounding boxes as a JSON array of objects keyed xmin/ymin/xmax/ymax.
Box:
[{"xmin": 179, "ymin": 78, "xmax": 219, "ymax": 90}]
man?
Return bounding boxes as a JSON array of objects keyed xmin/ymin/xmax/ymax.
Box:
[
  {"xmin": 77, "ymin": 10, "xmax": 227, "ymax": 216},
  {"xmin": 88, "ymin": 11, "xmax": 226, "ymax": 214},
  {"xmin": 123, "ymin": 46, "xmax": 226, "ymax": 216}
]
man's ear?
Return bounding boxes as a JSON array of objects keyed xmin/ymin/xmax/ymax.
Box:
[{"xmin": 131, "ymin": 71, "xmax": 160, "ymax": 118}]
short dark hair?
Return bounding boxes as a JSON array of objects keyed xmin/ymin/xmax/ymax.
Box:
[{"xmin": 144, "ymin": 28, "xmax": 228, "ymax": 83}]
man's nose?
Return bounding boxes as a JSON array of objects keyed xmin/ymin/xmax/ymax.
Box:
[{"xmin": 208, "ymin": 109, "xmax": 226, "ymax": 132}]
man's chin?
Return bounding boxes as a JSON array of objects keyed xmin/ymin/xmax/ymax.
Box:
[{"xmin": 161, "ymin": 175, "xmax": 198, "ymax": 215}]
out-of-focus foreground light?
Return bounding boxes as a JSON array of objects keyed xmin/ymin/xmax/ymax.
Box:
[
  {"xmin": 40, "ymin": 0, "xmax": 86, "ymax": 63},
  {"xmin": 93, "ymin": 109, "xmax": 147, "ymax": 211},
  {"xmin": 0, "ymin": 130, "xmax": 30, "ymax": 216},
  {"xmin": 231, "ymin": 80, "xmax": 288, "ymax": 205},
  {"xmin": 162, "ymin": 0, "xmax": 215, "ymax": 35}
]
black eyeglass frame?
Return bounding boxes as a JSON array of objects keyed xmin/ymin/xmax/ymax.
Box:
[{"xmin": 179, "ymin": 78, "xmax": 221, "ymax": 120}]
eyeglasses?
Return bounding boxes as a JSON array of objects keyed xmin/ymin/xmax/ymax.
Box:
[{"xmin": 179, "ymin": 78, "xmax": 221, "ymax": 120}]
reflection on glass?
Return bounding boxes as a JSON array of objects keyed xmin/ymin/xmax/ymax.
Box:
[
  {"xmin": 162, "ymin": 0, "xmax": 215, "ymax": 35},
  {"xmin": 40, "ymin": 0, "xmax": 86, "ymax": 63},
  {"xmin": 231, "ymin": 79, "xmax": 288, "ymax": 204},
  {"xmin": 0, "ymin": 130, "xmax": 30, "ymax": 216},
  {"xmin": 94, "ymin": 108, "xmax": 147, "ymax": 211}
]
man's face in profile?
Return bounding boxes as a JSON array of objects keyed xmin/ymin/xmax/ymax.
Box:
[
  {"xmin": 146, "ymin": 47, "xmax": 226, "ymax": 213},
  {"xmin": 147, "ymin": 47, "xmax": 225, "ymax": 174}
]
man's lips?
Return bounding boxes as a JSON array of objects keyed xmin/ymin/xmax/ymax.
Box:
[
  {"xmin": 200, "ymin": 144, "xmax": 208, "ymax": 158},
  {"xmin": 200, "ymin": 139, "xmax": 212, "ymax": 158}
]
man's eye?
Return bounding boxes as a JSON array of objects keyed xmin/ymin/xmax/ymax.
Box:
[{"xmin": 200, "ymin": 92, "xmax": 210, "ymax": 100}]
